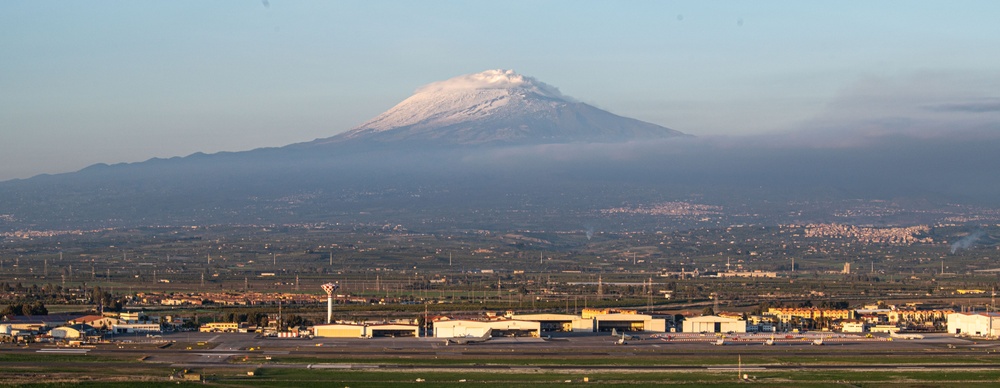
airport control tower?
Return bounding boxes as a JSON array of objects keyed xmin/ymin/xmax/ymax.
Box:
[{"xmin": 321, "ymin": 282, "xmax": 339, "ymax": 324}]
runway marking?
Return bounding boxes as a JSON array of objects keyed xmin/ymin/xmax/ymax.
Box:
[
  {"xmin": 707, "ymin": 367, "xmax": 766, "ymax": 371},
  {"xmin": 307, "ymin": 364, "xmax": 352, "ymax": 369},
  {"xmin": 36, "ymin": 348, "xmax": 90, "ymax": 354}
]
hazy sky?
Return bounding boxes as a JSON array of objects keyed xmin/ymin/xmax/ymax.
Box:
[{"xmin": 3, "ymin": 1, "xmax": 1000, "ymax": 180}]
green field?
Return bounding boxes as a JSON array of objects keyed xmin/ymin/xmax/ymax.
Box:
[{"xmin": 3, "ymin": 351, "xmax": 1000, "ymax": 387}]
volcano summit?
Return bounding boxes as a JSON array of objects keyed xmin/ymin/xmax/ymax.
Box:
[{"xmin": 308, "ymin": 69, "xmax": 687, "ymax": 146}]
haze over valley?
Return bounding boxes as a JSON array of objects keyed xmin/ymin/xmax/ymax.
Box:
[{"xmin": 2, "ymin": 69, "xmax": 1000, "ymax": 232}]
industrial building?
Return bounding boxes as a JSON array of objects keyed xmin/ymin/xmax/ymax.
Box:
[
  {"xmin": 112, "ymin": 323, "xmax": 161, "ymax": 334},
  {"xmin": 947, "ymin": 312, "xmax": 1000, "ymax": 337},
  {"xmin": 682, "ymin": 315, "xmax": 747, "ymax": 333},
  {"xmin": 199, "ymin": 322, "xmax": 239, "ymax": 333},
  {"xmin": 840, "ymin": 321, "xmax": 868, "ymax": 333}
]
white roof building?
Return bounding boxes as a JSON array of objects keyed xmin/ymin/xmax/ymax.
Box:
[
  {"xmin": 50, "ymin": 326, "xmax": 84, "ymax": 339},
  {"xmin": 947, "ymin": 312, "xmax": 1000, "ymax": 337}
]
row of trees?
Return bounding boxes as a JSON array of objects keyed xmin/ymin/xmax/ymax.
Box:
[{"xmin": 1, "ymin": 301, "xmax": 48, "ymax": 316}]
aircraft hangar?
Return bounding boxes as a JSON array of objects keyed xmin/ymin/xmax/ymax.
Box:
[
  {"xmin": 508, "ymin": 314, "xmax": 594, "ymax": 332},
  {"xmin": 682, "ymin": 315, "xmax": 747, "ymax": 333},
  {"xmin": 312, "ymin": 323, "xmax": 420, "ymax": 338},
  {"xmin": 592, "ymin": 313, "xmax": 667, "ymax": 333},
  {"xmin": 432, "ymin": 319, "xmax": 540, "ymax": 338}
]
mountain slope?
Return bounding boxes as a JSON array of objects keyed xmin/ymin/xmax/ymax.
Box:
[{"xmin": 307, "ymin": 69, "xmax": 687, "ymax": 146}]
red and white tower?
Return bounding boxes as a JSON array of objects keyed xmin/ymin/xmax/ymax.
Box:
[{"xmin": 321, "ymin": 282, "xmax": 339, "ymax": 324}]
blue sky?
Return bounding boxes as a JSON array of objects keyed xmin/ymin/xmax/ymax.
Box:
[{"xmin": 2, "ymin": 1, "xmax": 1000, "ymax": 180}]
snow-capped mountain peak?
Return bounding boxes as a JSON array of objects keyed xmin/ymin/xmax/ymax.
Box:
[
  {"xmin": 413, "ymin": 69, "xmax": 568, "ymax": 100},
  {"xmin": 316, "ymin": 69, "xmax": 686, "ymax": 145}
]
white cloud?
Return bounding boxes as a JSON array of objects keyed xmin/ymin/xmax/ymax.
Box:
[{"xmin": 414, "ymin": 69, "xmax": 570, "ymax": 100}]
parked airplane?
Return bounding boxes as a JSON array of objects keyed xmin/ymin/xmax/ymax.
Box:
[
  {"xmin": 763, "ymin": 336, "xmax": 775, "ymax": 346},
  {"xmin": 811, "ymin": 336, "xmax": 824, "ymax": 346},
  {"xmin": 713, "ymin": 336, "xmax": 726, "ymax": 346},
  {"xmin": 445, "ymin": 330, "xmax": 491, "ymax": 345},
  {"xmin": 611, "ymin": 328, "xmax": 639, "ymax": 340},
  {"xmin": 615, "ymin": 331, "xmax": 628, "ymax": 345},
  {"xmin": 890, "ymin": 332, "xmax": 925, "ymax": 340}
]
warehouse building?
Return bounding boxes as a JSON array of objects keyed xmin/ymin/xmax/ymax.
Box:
[{"xmin": 112, "ymin": 323, "xmax": 161, "ymax": 334}]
